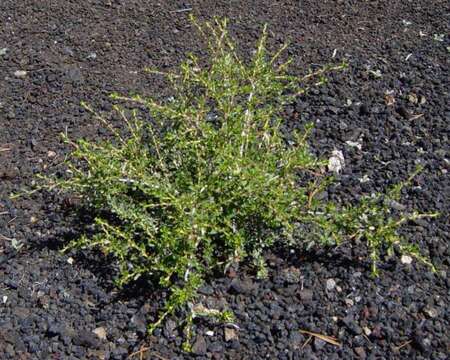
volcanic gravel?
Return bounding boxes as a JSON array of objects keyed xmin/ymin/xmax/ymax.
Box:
[{"xmin": 1, "ymin": 1, "xmax": 449, "ymax": 359}]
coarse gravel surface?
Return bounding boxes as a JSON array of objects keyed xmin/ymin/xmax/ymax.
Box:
[{"xmin": 0, "ymin": 1, "xmax": 449, "ymax": 359}]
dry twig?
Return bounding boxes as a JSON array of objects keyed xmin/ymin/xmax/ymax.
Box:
[
  {"xmin": 409, "ymin": 113, "xmax": 424, "ymax": 121},
  {"xmin": 0, "ymin": 233, "xmax": 15, "ymax": 241},
  {"xmin": 299, "ymin": 329, "xmax": 341, "ymax": 347},
  {"xmin": 170, "ymin": 8, "xmax": 192, "ymax": 13},
  {"xmin": 301, "ymin": 335, "xmax": 313, "ymax": 349},
  {"xmin": 396, "ymin": 339, "xmax": 412, "ymax": 351},
  {"xmin": 128, "ymin": 346, "xmax": 169, "ymax": 360}
]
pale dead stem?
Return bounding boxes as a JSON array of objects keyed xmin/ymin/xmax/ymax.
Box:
[
  {"xmin": 409, "ymin": 113, "xmax": 424, "ymax": 121},
  {"xmin": 128, "ymin": 346, "xmax": 169, "ymax": 360},
  {"xmin": 0, "ymin": 233, "xmax": 15, "ymax": 241},
  {"xmin": 299, "ymin": 329, "xmax": 341, "ymax": 347},
  {"xmin": 395, "ymin": 339, "xmax": 412, "ymax": 351}
]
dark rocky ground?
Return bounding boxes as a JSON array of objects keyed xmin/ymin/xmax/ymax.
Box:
[{"xmin": 0, "ymin": 1, "xmax": 449, "ymax": 359}]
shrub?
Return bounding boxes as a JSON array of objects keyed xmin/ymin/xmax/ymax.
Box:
[{"xmin": 19, "ymin": 17, "xmax": 438, "ymax": 348}]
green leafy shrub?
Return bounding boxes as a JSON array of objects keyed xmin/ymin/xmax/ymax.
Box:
[{"xmin": 20, "ymin": 17, "xmax": 438, "ymax": 346}]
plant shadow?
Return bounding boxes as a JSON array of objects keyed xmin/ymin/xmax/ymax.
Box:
[{"xmin": 26, "ymin": 202, "xmax": 161, "ymax": 304}]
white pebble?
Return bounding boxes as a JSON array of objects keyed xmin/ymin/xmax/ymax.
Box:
[
  {"xmin": 328, "ymin": 149, "xmax": 345, "ymax": 174},
  {"xmin": 401, "ymin": 255, "xmax": 413, "ymax": 265},
  {"xmin": 93, "ymin": 327, "xmax": 107, "ymax": 340},
  {"xmin": 424, "ymin": 306, "xmax": 438, "ymax": 318},
  {"xmin": 345, "ymin": 140, "xmax": 362, "ymax": 150},
  {"xmin": 345, "ymin": 298, "xmax": 354, "ymax": 306},
  {"xmin": 326, "ymin": 278, "xmax": 336, "ymax": 291},
  {"xmin": 14, "ymin": 70, "xmax": 28, "ymax": 77},
  {"xmin": 359, "ymin": 174, "xmax": 370, "ymax": 183},
  {"xmin": 224, "ymin": 327, "xmax": 238, "ymax": 341}
]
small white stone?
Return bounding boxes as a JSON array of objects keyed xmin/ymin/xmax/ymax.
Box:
[
  {"xmin": 345, "ymin": 298, "xmax": 354, "ymax": 307},
  {"xmin": 14, "ymin": 70, "xmax": 28, "ymax": 77},
  {"xmin": 326, "ymin": 278, "xmax": 336, "ymax": 291},
  {"xmin": 328, "ymin": 149, "xmax": 345, "ymax": 174},
  {"xmin": 93, "ymin": 327, "xmax": 107, "ymax": 340},
  {"xmin": 47, "ymin": 150, "xmax": 57, "ymax": 158},
  {"xmin": 359, "ymin": 174, "xmax": 370, "ymax": 183},
  {"xmin": 205, "ymin": 330, "xmax": 214, "ymax": 337},
  {"xmin": 224, "ymin": 327, "xmax": 238, "ymax": 342},
  {"xmin": 423, "ymin": 306, "xmax": 439, "ymax": 318},
  {"xmin": 336, "ymin": 286, "xmax": 342, "ymax": 293},
  {"xmin": 345, "ymin": 140, "xmax": 362, "ymax": 150},
  {"xmin": 369, "ymin": 69, "xmax": 382, "ymax": 78},
  {"xmin": 401, "ymin": 255, "xmax": 413, "ymax": 265},
  {"xmin": 67, "ymin": 257, "xmax": 74, "ymax": 265},
  {"xmin": 408, "ymin": 93, "xmax": 418, "ymax": 104},
  {"xmin": 2, "ymin": 296, "xmax": 7, "ymax": 304}
]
